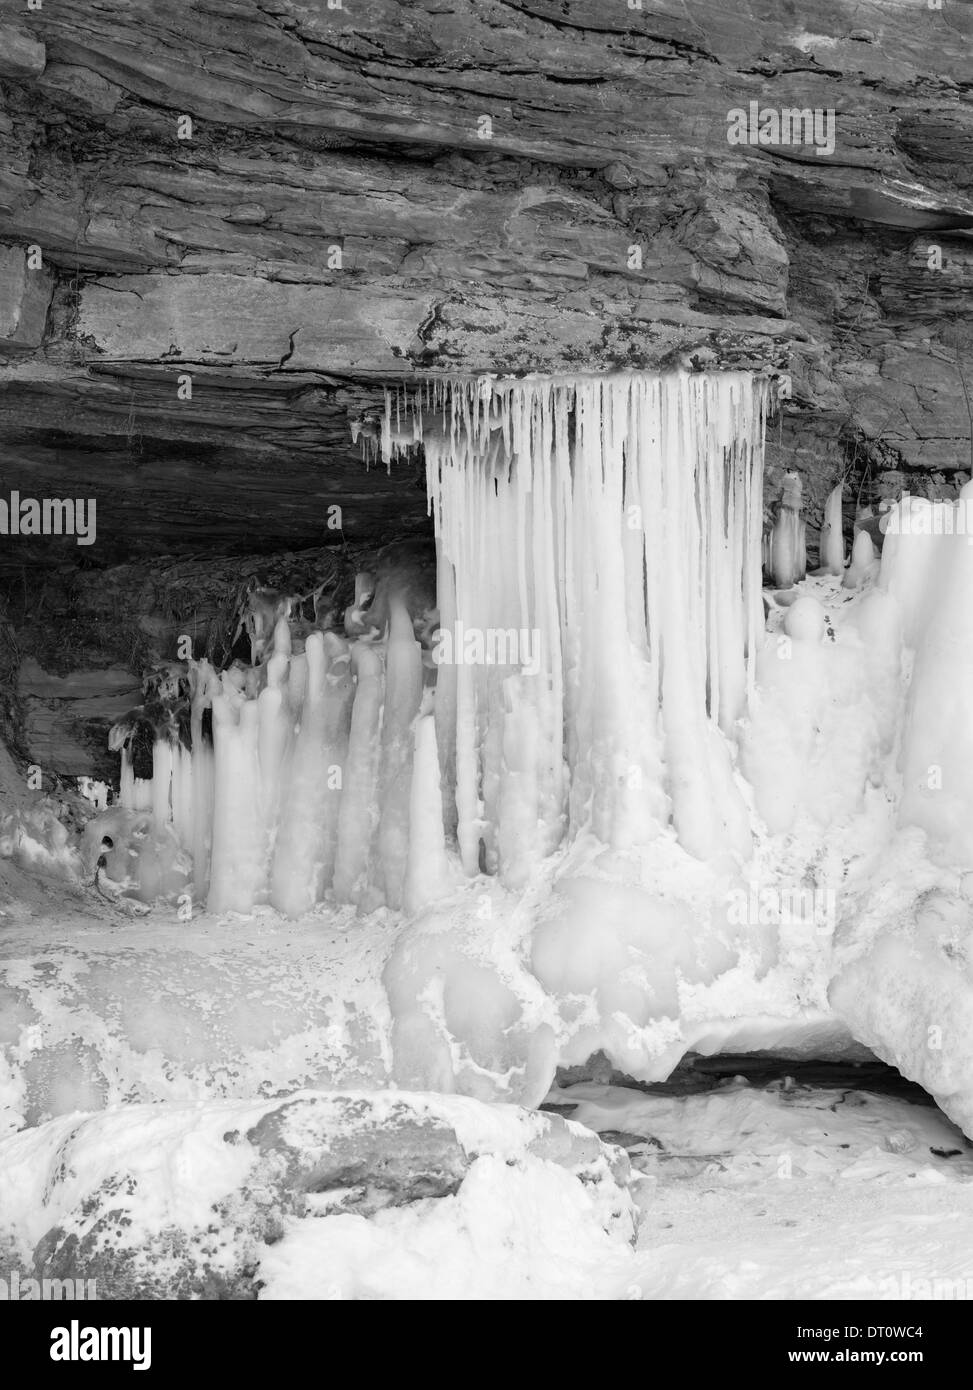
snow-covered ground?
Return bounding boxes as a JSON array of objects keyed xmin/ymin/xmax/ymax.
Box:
[{"xmin": 553, "ymin": 1077, "xmax": 973, "ymax": 1301}]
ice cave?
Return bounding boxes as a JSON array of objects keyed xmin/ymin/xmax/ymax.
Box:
[{"xmin": 2, "ymin": 0, "xmax": 973, "ymax": 1318}]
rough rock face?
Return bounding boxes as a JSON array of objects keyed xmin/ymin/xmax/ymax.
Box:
[
  {"xmin": 1, "ymin": 538, "xmax": 428, "ymax": 779},
  {"xmin": 0, "ymin": 1090, "xmax": 635, "ymax": 1299},
  {"xmin": 0, "ymin": 0, "xmax": 971, "ymax": 565}
]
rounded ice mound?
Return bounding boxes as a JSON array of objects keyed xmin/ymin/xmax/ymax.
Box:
[
  {"xmin": 383, "ymin": 897, "xmax": 558, "ymax": 1107},
  {"xmin": 783, "ymin": 596, "xmax": 826, "ymax": 643},
  {"xmin": 81, "ymin": 808, "xmax": 191, "ymax": 905},
  {"xmin": 529, "ymin": 851, "xmax": 781, "ymax": 1082}
]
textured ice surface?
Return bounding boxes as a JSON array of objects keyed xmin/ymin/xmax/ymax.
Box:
[{"xmin": 0, "ymin": 909, "xmax": 393, "ymax": 1134}]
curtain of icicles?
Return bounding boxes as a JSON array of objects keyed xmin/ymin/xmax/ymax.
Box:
[
  {"xmin": 421, "ymin": 371, "xmax": 769, "ymax": 883},
  {"xmin": 114, "ymin": 370, "xmax": 770, "ymax": 917}
]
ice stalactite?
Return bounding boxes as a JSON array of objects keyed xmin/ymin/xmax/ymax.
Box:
[{"xmin": 412, "ymin": 370, "xmax": 771, "ymax": 874}]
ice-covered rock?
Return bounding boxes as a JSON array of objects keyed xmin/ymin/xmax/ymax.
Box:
[
  {"xmin": 0, "ymin": 801, "xmax": 83, "ymax": 883},
  {"xmin": 0, "ymin": 1091, "xmax": 635, "ymax": 1300}
]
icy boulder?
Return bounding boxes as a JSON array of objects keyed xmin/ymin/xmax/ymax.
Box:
[
  {"xmin": 831, "ymin": 873, "xmax": 973, "ymax": 1139},
  {"xmin": 0, "ymin": 801, "xmax": 83, "ymax": 883},
  {"xmin": 531, "ymin": 849, "xmax": 773, "ymax": 1080},
  {"xmin": 0, "ymin": 1091, "xmax": 636, "ymax": 1300},
  {"xmin": 383, "ymin": 887, "xmax": 559, "ymax": 1107}
]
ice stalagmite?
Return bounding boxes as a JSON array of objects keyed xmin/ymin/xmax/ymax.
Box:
[
  {"xmin": 117, "ymin": 744, "xmax": 153, "ymax": 813},
  {"xmin": 403, "ymin": 703, "xmax": 454, "ymax": 914},
  {"xmin": 319, "ymin": 633, "xmax": 355, "ymax": 886},
  {"xmin": 842, "ymin": 528, "xmax": 879, "ymax": 591},
  {"xmin": 189, "ymin": 659, "xmax": 218, "ymax": 899},
  {"xmin": 820, "ymin": 479, "xmax": 845, "ymax": 575},
  {"xmin": 170, "ymin": 743, "xmax": 194, "ymax": 853},
  {"xmin": 270, "ymin": 632, "xmax": 354, "ymax": 916},
  {"xmin": 371, "ymin": 596, "xmax": 424, "ymax": 910},
  {"xmin": 767, "ymin": 471, "xmax": 805, "ymax": 587},
  {"xmin": 208, "ymin": 680, "xmax": 264, "ymax": 914},
  {"xmin": 333, "ymin": 642, "xmax": 385, "ymax": 906},
  {"xmin": 256, "ymin": 651, "xmax": 295, "ymax": 888},
  {"xmin": 151, "ymin": 739, "xmax": 173, "ymax": 832}
]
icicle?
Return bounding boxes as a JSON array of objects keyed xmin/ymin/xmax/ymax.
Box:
[
  {"xmin": 419, "ymin": 368, "xmax": 767, "ymax": 873},
  {"xmin": 433, "ymin": 542, "xmax": 458, "ymax": 841}
]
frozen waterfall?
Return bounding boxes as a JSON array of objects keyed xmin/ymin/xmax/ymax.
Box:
[{"xmin": 104, "ymin": 370, "xmax": 771, "ymax": 916}]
